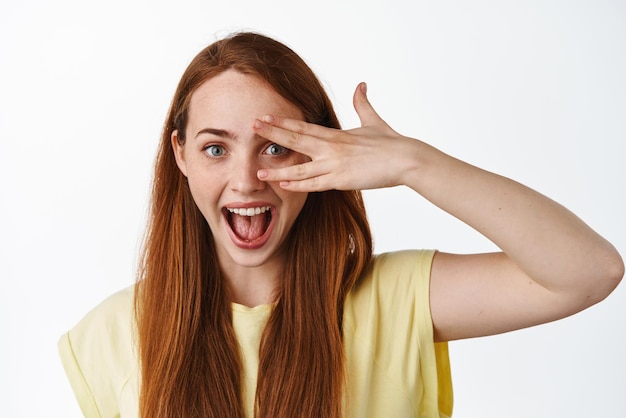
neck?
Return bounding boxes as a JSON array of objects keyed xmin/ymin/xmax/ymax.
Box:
[{"xmin": 220, "ymin": 263, "xmax": 280, "ymax": 308}]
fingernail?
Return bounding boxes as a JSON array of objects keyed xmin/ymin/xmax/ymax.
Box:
[
  {"xmin": 279, "ymin": 181, "xmax": 290, "ymax": 187},
  {"xmin": 262, "ymin": 114, "xmax": 274, "ymax": 123},
  {"xmin": 360, "ymin": 82, "xmax": 367, "ymax": 94},
  {"xmin": 253, "ymin": 119, "xmax": 264, "ymax": 129},
  {"xmin": 257, "ymin": 169, "xmax": 268, "ymax": 179}
]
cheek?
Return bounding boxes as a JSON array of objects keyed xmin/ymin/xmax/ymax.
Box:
[
  {"xmin": 281, "ymin": 190, "xmax": 309, "ymax": 220},
  {"xmin": 186, "ymin": 170, "xmax": 222, "ymax": 212},
  {"xmin": 186, "ymin": 158, "xmax": 224, "ymax": 190},
  {"xmin": 187, "ymin": 182, "xmax": 223, "ymax": 235}
]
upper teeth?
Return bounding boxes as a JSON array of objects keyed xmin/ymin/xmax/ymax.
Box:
[{"xmin": 227, "ymin": 206, "xmax": 271, "ymax": 216}]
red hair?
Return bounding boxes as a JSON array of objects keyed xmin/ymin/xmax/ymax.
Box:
[{"xmin": 136, "ymin": 32, "xmax": 373, "ymax": 417}]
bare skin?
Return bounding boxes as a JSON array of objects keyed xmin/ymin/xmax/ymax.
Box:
[{"xmin": 253, "ymin": 82, "xmax": 624, "ymax": 342}]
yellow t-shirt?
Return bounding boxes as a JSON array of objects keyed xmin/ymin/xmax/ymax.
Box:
[{"xmin": 59, "ymin": 250, "xmax": 453, "ymax": 417}]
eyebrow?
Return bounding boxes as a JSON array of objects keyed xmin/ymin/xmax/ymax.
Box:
[
  {"xmin": 194, "ymin": 128, "xmax": 237, "ymax": 140},
  {"xmin": 194, "ymin": 128, "xmax": 267, "ymax": 143}
]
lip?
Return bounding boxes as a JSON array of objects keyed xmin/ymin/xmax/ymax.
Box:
[{"xmin": 222, "ymin": 202, "xmax": 276, "ymax": 250}]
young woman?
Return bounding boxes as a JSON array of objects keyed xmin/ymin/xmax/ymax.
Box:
[{"xmin": 58, "ymin": 32, "xmax": 623, "ymax": 418}]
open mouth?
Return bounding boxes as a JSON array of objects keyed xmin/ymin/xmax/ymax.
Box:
[{"xmin": 224, "ymin": 205, "xmax": 273, "ymax": 243}]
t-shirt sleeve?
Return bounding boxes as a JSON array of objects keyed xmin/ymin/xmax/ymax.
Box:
[
  {"xmin": 58, "ymin": 331, "xmax": 104, "ymax": 417},
  {"xmin": 407, "ymin": 251, "xmax": 453, "ymax": 417},
  {"xmin": 58, "ymin": 286, "xmax": 136, "ymax": 418},
  {"xmin": 344, "ymin": 249, "xmax": 453, "ymax": 417}
]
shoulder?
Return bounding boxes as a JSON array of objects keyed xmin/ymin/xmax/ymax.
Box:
[
  {"xmin": 63, "ymin": 284, "xmax": 137, "ymax": 363},
  {"xmin": 71, "ymin": 285, "xmax": 136, "ymax": 340},
  {"xmin": 58, "ymin": 285, "xmax": 138, "ymax": 418},
  {"xmin": 371, "ymin": 249, "xmax": 435, "ymax": 276},
  {"xmin": 348, "ymin": 249, "xmax": 436, "ymax": 305},
  {"xmin": 344, "ymin": 249, "xmax": 436, "ymax": 335}
]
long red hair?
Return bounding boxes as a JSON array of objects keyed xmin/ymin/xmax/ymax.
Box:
[{"xmin": 136, "ymin": 32, "xmax": 373, "ymax": 417}]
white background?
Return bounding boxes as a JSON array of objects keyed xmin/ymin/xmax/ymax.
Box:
[{"xmin": 1, "ymin": 0, "xmax": 625, "ymax": 417}]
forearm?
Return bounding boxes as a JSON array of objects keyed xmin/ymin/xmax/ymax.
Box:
[{"xmin": 401, "ymin": 138, "xmax": 623, "ymax": 297}]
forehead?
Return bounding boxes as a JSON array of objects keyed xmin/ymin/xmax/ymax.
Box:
[{"xmin": 187, "ymin": 70, "xmax": 304, "ymax": 126}]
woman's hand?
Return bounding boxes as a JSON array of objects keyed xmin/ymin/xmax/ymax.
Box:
[{"xmin": 253, "ymin": 82, "xmax": 419, "ymax": 192}]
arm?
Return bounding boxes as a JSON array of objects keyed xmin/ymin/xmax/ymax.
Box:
[
  {"xmin": 404, "ymin": 139, "xmax": 623, "ymax": 341},
  {"xmin": 253, "ymin": 83, "xmax": 624, "ymax": 341}
]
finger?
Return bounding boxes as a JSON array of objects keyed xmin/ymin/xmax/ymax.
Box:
[
  {"xmin": 262, "ymin": 114, "xmax": 331, "ymax": 139},
  {"xmin": 352, "ymin": 82, "xmax": 385, "ymax": 127},
  {"xmin": 258, "ymin": 160, "xmax": 331, "ymax": 183},
  {"xmin": 276, "ymin": 173, "xmax": 335, "ymax": 192},
  {"xmin": 252, "ymin": 117, "xmax": 329, "ymax": 156}
]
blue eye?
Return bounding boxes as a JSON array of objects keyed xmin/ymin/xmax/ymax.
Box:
[
  {"xmin": 265, "ymin": 143, "xmax": 287, "ymax": 156},
  {"xmin": 205, "ymin": 145, "xmax": 226, "ymax": 157}
]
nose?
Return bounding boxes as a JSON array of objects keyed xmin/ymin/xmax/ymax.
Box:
[{"xmin": 230, "ymin": 155, "xmax": 266, "ymax": 194}]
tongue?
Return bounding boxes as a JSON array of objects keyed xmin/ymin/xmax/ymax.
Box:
[{"xmin": 231, "ymin": 213, "xmax": 267, "ymax": 241}]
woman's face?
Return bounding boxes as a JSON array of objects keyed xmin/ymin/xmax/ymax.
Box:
[{"xmin": 172, "ymin": 70, "xmax": 309, "ymax": 279}]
